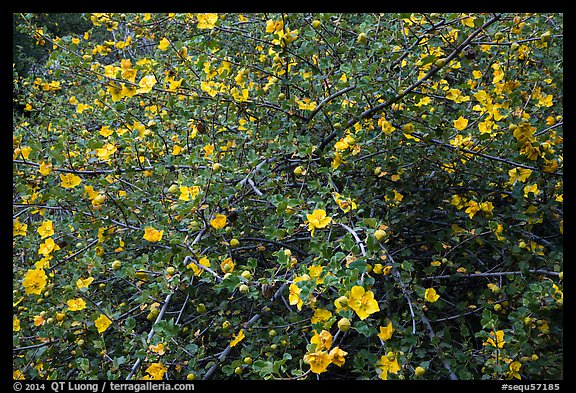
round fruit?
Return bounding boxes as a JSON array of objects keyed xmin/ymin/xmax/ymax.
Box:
[
  {"xmin": 135, "ymin": 271, "xmax": 147, "ymax": 280},
  {"xmin": 531, "ymin": 354, "xmax": 539, "ymax": 361},
  {"xmin": 222, "ymin": 320, "xmax": 231, "ymax": 329},
  {"xmin": 415, "ymin": 366, "xmax": 426, "ymax": 377},
  {"xmin": 284, "ymin": 249, "xmax": 292, "ymax": 257},
  {"xmin": 278, "ymin": 93, "xmax": 286, "ymax": 100},
  {"xmin": 268, "ymin": 329, "xmax": 277, "ymax": 337},
  {"xmin": 230, "ymin": 238, "xmax": 240, "ymax": 247},
  {"xmin": 558, "ymin": 271, "xmax": 563, "ymax": 281},
  {"xmin": 111, "ymin": 260, "xmax": 122, "ymax": 271},
  {"xmin": 239, "ymin": 284, "xmax": 249, "ymax": 294},
  {"xmin": 357, "ymin": 32, "xmax": 367, "ymax": 45},
  {"xmin": 337, "ymin": 317, "xmax": 351, "ymax": 332},
  {"xmin": 494, "ymin": 304, "xmax": 502, "ymax": 311},
  {"xmin": 511, "ymin": 42, "xmax": 520, "ymax": 51},
  {"xmin": 212, "ymin": 162, "xmax": 223, "ymax": 172},
  {"xmin": 293, "ymin": 166, "xmax": 305, "ymax": 175},
  {"xmin": 374, "ymin": 229, "xmax": 386, "ymax": 242},
  {"xmin": 234, "ymin": 366, "xmax": 243, "ymax": 375},
  {"xmin": 336, "ymin": 295, "xmax": 349, "ymax": 307},
  {"xmin": 374, "ymin": 167, "xmax": 382, "ymax": 176},
  {"xmin": 312, "ymin": 20, "xmax": 321, "ymax": 28},
  {"xmin": 243, "ymin": 357, "xmax": 253, "ymax": 365},
  {"xmin": 435, "ymin": 58, "xmax": 446, "ymax": 67},
  {"xmin": 166, "ymin": 266, "xmax": 176, "ymax": 276},
  {"xmin": 333, "ymin": 122, "xmax": 342, "ymax": 130},
  {"xmin": 167, "ymin": 184, "xmax": 179, "ymax": 194},
  {"xmin": 241, "ymin": 270, "xmax": 252, "ymax": 280},
  {"xmin": 196, "ymin": 303, "xmax": 207, "ymax": 313},
  {"xmin": 186, "ymin": 373, "xmax": 195, "ymax": 380}
]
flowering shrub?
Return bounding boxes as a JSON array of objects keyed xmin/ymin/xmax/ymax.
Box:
[{"xmin": 13, "ymin": 13, "xmax": 562, "ymax": 380}]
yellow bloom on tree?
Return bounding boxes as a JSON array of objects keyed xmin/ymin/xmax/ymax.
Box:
[
  {"xmin": 187, "ymin": 256, "xmax": 210, "ymax": 276},
  {"xmin": 95, "ymin": 314, "xmax": 112, "ymax": 333},
  {"xmin": 37, "ymin": 220, "xmax": 54, "ymax": 239},
  {"xmin": 377, "ymin": 352, "xmax": 401, "ymax": 380},
  {"xmin": 289, "ymin": 274, "xmax": 310, "ymax": 311},
  {"xmin": 76, "ymin": 277, "xmax": 94, "ymax": 289},
  {"xmin": 378, "ymin": 117, "xmax": 396, "ymax": 134},
  {"xmin": 22, "ymin": 268, "xmax": 48, "ymax": 295},
  {"xmin": 305, "ymin": 209, "xmax": 332, "ymax": 237},
  {"xmin": 38, "ymin": 161, "xmax": 53, "ymax": 176},
  {"xmin": 424, "ymin": 287, "xmax": 440, "ymax": 303},
  {"xmin": 523, "ymin": 183, "xmax": 540, "ymax": 198},
  {"xmin": 446, "ymin": 88, "xmax": 470, "ymax": 103},
  {"xmin": 179, "ymin": 186, "xmax": 200, "ymax": 202},
  {"xmin": 220, "ymin": 257, "xmax": 235, "ymax": 273},
  {"xmin": 13, "ymin": 316, "xmax": 21, "ymax": 332},
  {"xmin": 60, "ymin": 173, "xmax": 82, "ymax": 189},
  {"xmin": 203, "ymin": 144, "xmax": 215, "ymax": 158},
  {"xmin": 136, "ymin": 75, "xmax": 157, "ymax": 94},
  {"xmin": 295, "ymin": 97, "xmax": 317, "ymax": 111},
  {"xmin": 158, "ymin": 37, "xmax": 170, "ymax": 51},
  {"xmin": 484, "ymin": 330, "xmax": 505, "ymax": 349},
  {"xmin": 303, "ymin": 350, "xmax": 331, "ymax": 374},
  {"xmin": 328, "ymin": 347, "xmax": 348, "ymax": 367},
  {"xmin": 210, "ymin": 214, "xmax": 227, "ymax": 229},
  {"xmin": 230, "ymin": 329, "xmax": 245, "ymax": 347},
  {"xmin": 453, "ymin": 116, "xmax": 469, "ymax": 131},
  {"xmin": 508, "ymin": 167, "xmax": 532, "ymax": 184},
  {"xmin": 311, "ymin": 330, "xmax": 333, "ymax": 350},
  {"xmin": 143, "ymin": 363, "xmax": 167, "ymax": 380},
  {"xmin": 197, "ymin": 13, "xmax": 219, "ymax": 29},
  {"xmin": 507, "ymin": 361, "xmax": 522, "ymax": 380},
  {"xmin": 348, "ymin": 285, "xmax": 380, "ymax": 320},
  {"xmin": 311, "ymin": 308, "xmax": 332, "ymax": 324},
  {"xmin": 377, "ymin": 321, "xmax": 394, "ymax": 341},
  {"xmin": 143, "ymin": 227, "xmax": 164, "ymax": 242},
  {"xmin": 38, "ymin": 238, "xmax": 60, "ymax": 256},
  {"xmin": 332, "ymin": 192, "xmax": 358, "ymax": 213},
  {"xmin": 67, "ymin": 298, "xmax": 87, "ymax": 311},
  {"xmin": 13, "ymin": 218, "xmax": 28, "ymax": 237},
  {"xmin": 331, "ymin": 151, "xmax": 346, "ymax": 170}
]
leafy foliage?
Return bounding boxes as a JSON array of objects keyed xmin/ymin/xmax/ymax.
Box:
[{"xmin": 13, "ymin": 12, "xmax": 562, "ymax": 380}]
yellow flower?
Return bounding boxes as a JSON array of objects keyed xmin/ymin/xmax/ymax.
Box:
[
  {"xmin": 67, "ymin": 298, "xmax": 87, "ymax": 311},
  {"xmin": 22, "ymin": 268, "xmax": 47, "ymax": 295},
  {"xmin": 508, "ymin": 167, "xmax": 532, "ymax": 184},
  {"xmin": 230, "ymin": 329, "xmax": 245, "ymax": 347},
  {"xmin": 295, "ymin": 97, "xmax": 316, "ymax": 111},
  {"xmin": 311, "ymin": 330, "xmax": 333, "ymax": 351},
  {"xmin": 186, "ymin": 256, "xmax": 210, "ymax": 276},
  {"xmin": 13, "ymin": 316, "xmax": 21, "ymax": 332},
  {"xmin": 348, "ymin": 285, "xmax": 380, "ymax": 320},
  {"xmin": 60, "ymin": 173, "xmax": 82, "ymax": 189},
  {"xmin": 331, "ymin": 151, "xmax": 346, "ymax": 170},
  {"xmin": 197, "ymin": 13, "xmax": 219, "ymax": 29},
  {"xmin": 38, "ymin": 161, "xmax": 53, "ymax": 176},
  {"xmin": 303, "ymin": 350, "xmax": 331, "ymax": 374},
  {"xmin": 328, "ymin": 347, "xmax": 348, "ymax": 367},
  {"xmin": 507, "ymin": 361, "xmax": 522, "ymax": 380},
  {"xmin": 453, "ymin": 116, "xmax": 469, "ymax": 131},
  {"xmin": 484, "ymin": 330, "xmax": 505, "ymax": 349},
  {"xmin": 76, "ymin": 277, "xmax": 94, "ymax": 289},
  {"xmin": 308, "ymin": 265, "xmax": 324, "ymax": 284},
  {"xmin": 305, "ymin": 209, "xmax": 332, "ymax": 237},
  {"xmin": 220, "ymin": 257, "xmax": 235, "ymax": 273},
  {"xmin": 378, "ymin": 117, "xmax": 396, "ymax": 134},
  {"xmin": 143, "ymin": 363, "xmax": 167, "ymax": 380},
  {"xmin": 38, "ymin": 238, "xmax": 60, "ymax": 256},
  {"xmin": 377, "ymin": 352, "xmax": 401, "ymax": 380},
  {"xmin": 446, "ymin": 88, "xmax": 470, "ymax": 103},
  {"xmin": 37, "ymin": 220, "xmax": 54, "ymax": 239},
  {"xmin": 210, "ymin": 213, "xmax": 227, "ymax": 229},
  {"xmin": 179, "ymin": 186, "xmax": 200, "ymax": 202},
  {"xmin": 95, "ymin": 314, "xmax": 112, "ymax": 333},
  {"xmin": 136, "ymin": 75, "xmax": 157, "ymax": 94},
  {"xmin": 424, "ymin": 287, "xmax": 440, "ymax": 303},
  {"xmin": 143, "ymin": 227, "xmax": 164, "ymax": 242},
  {"xmin": 289, "ymin": 274, "xmax": 310, "ymax": 311},
  {"xmin": 465, "ymin": 200, "xmax": 481, "ymax": 219},
  {"xmin": 377, "ymin": 321, "xmax": 394, "ymax": 341},
  {"xmin": 203, "ymin": 144, "xmax": 215, "ymax": 158},
  {"xmin": 158, "ymin": 37, "xmax": 170, "ymax": 51},
  {"xmin": 311, "ymin": 308, "xmax": 332, "ymax": 324},
  {"xmin": 523, "ymin": 183, "xmax": 539, "ymax": 198},
  {"xmin": 13, "ymin": 218, "xmax": 28, "ymax": 237},
  {"xmin": 149, "ymin": 342, "xmax": 166, "ymax": 355},
  {"xmin": 332, "ymin": 192, "xmax": 358, "ymax": 213}
]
